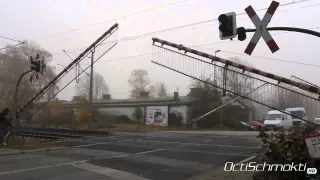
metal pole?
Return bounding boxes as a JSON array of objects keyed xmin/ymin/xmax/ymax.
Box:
[
  {"xmin": 214, "ymin": 50, "xmax": 221, "ymax": 86},
  {"xmin": 12, "ymin": 70, "xmax": 32, "ymax": 126},
  {"xmin": 220, "ymin": 108, "xmax": 223, "ymax": 128},
  {"xmin": 88, "ymin": 48, "xmax": 95, "ymax": 130},
  {"xmin": 214, "ymin": 50, "xmax": 221, "ymax": 128},
  {"xmin": 197, "ymin": 95, "xmax": 243, "ymax": 123}
]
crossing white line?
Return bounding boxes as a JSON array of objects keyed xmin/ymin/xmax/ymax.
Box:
[
  {"xmin": 164, "ymin": 148, "xmax": 253, "ymax": 157},
  {"xmin": 0, "ymin": 160, "xmax": 87, "ymax": 175},
  {"xmin": 71, "ymin": 162, "xmax": 150, "ymax": 180},
  {"xmin": 134, "ymin": 139, "xmax": 260, "ymax": 149},
  {"xmin": 136, "ymin": 148, "xmax": 164, "ymax": 155},
  {"xmin": 235, "ymin": 155, "xmax": 257, "ymax": 165},
  {"xmin": 0, "ymin": 154, "xmax": 131, "ymax": 176}
]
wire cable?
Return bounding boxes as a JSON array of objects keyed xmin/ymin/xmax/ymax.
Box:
[
  {"xmin": 62, "ymin": 50, "xmax": 90, "ymax": 77},
  {"xmin": 32, "ymin": 0, "xmax": 191, "ymax": 41},
  {"xmin": 0, "ymin": 35, "xmax": 24, "ymax": 43},
  {"xmin": 214, "ymin": 50, "xmax": 320, "ymax": 68},
  {"xmin": 0, "ymin": 42, "xmax": 25, "ymax": 51},
  {"xmin": 49, "ymin": 0, "xmax": 320, "ymax": 58},
  {"xmin": 64, "ymin": 25, "xmax": 320, "ymax": 69}
]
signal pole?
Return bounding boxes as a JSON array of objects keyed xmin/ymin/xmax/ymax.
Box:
[
  {"xmin": 12, "ymin": 54, "xmax": 44, "ymax": 126},
  {"xmin": 88, "ymin": 48, "xmax": 95, "ymax": 130},
  {"xmin": 12, "ymin": 70, "xmax": 32, "ymax": 126}
]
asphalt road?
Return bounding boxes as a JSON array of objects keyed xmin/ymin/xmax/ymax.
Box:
[{"xmin": 0, "ymin": 131, "xmax": 261, "ymax": 180}]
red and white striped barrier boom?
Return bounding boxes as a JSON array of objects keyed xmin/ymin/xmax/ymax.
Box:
[{"xmin": 151, "ymin": 38, "xmax": 320, "ymax": 96}]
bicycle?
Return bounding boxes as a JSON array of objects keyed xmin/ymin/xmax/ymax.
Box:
[{"xmin": 2, "ymin": 125, "xmax": 25, "ymax": 148}]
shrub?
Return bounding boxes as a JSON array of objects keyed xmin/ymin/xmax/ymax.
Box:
[
  {"xmin": 74, "ymin": 98, "xmax": 89, "ymax": 125},
  {"xmin": 253, "ymin": 125, "xmax": 318, "ymax": 180},
  {"xmin": 113, "ymin": 115, "xmax": 135, "ymax": 124}
]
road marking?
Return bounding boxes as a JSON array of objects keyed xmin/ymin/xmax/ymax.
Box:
[
  {"xmin": 39, "ymin": 136, "xmax": 117, "ymax": 145},
  {"xmin": 71, "ymin": 162, "xmax": 150, "ymax": 180},
  {"xmin": 93, "ymin": 137, "xmax": 260, "ymax": 149},
  {"xmin": 203, "ymin": 140, "xmax": 212, "ymax": 143},
  {"xmin": 62, "ymin": 139, "xmax": 132, "ymax": 148},
  {"xmin": 165, "ymin": 148, "xmax": 253, "ymax": 157},
  {"xmin": 135, "ymin": 139, "xmax": 260, "ymax": 149},
  {"xmin": 0, "ymin": 139, "xmax": 133, "ymax": 157},
  {"xmin": 0, "ymin": 153, "xmax": 130, "ymax": 176},
  {"xmin": 0, "ymin": 154, "xmax": 44, "ymax": 160},
  {"xmin": 38, "ymin": 135, "xmax": 129, "ymax": 146},
  {"xmin": 0, "ymin": 160, "xmax": 87, "ymax": 175},
  {"xmin": 108, "ymin": 154, "xmax": 129, "ymax": 158},
  {"xmin": 136, "ymin": 148, "xmax": 164, "ymax": 155},
  {"xmin": 256, "ymin": 144, "xmax": 262, "ymax": 148},
  {"xmin": 235, "ymin": 155, "xmax": 257, "ymax": 165},
  {"xmin": 56, "ymin": 139, "xmax": 132, "ymax": 149}
]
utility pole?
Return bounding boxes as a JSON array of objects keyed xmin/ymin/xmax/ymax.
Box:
[{"xmin": 88, "ymin": 48, "xmax": 95, "ymax": 130}]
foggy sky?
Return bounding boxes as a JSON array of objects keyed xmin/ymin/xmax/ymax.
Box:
[{"xmin": 0, "ymin": 0, "xmax": 319, "ymax": 101}]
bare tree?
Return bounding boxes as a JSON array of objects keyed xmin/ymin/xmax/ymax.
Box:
[
  {"xmin": 272, "ymin": 84, "xmax": 305, "ymax": 109},
  {"xmin": 147, "ymin": 82, "xmax": 168, "ymax": 98},
  {"xmin": 188, "ymin": 76, "xmax": 222, "ymax": 127},
  {"xmin": 128, "ymin": 69, "xmax": 153, "ymax": 98},
  {"xmin": 156, "ymin": 82, "xmax": 168, "ymax": 97},
  {"xmin": 0, "ymin": 41, "xmax": 59, "ymax": 108},
  {"xmin": 148, "ymin": 85, "xmax": 156, "ymax": 98},
  {"xmin": 226, "ymin": 57, "xmax": 255, "ymax": 95},
  {"xmin": 76, "ymin": 72, "xmax": 109, "ymax": 100}
]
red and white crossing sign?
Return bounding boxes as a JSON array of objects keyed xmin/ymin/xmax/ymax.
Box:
[{"xmin": 244, "ymin": 1, "xmax": 280, "ymax": 55}]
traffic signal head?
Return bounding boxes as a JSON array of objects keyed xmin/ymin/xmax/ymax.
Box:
[
  {"xmin": 237, "ymin": 27, "xmax": 247, "ymax": 41},
  {"xmin": 30, "ymin": 55, "xmax": 41, "ymax": 73},
  {"xmin": 218, "ymin": 12, "xmax": 237, "ymax": 40}
]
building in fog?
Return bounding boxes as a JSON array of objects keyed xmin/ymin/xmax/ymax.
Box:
[
  {"xmin": 28, "ymin": 91, "xmax": 193, "ymax": 126},
  {"xmin": 27, "ymin": 90, "xmax": 256, "ymax": 126},
  {"xmin": 63, "ymin": 91, "xmax": 193, "ymax": 126}
]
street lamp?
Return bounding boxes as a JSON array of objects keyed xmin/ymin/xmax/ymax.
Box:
[
  {"xmin": 214, "ymin": 49, "xmax": 222, "ymax": 128},
  {"xmin": 215, "ymin": 50, "xmax": 221, "ymax": 56},
  {"xmin": 213, "ymin": 50, "xmax": 221, "ymax": 86}
]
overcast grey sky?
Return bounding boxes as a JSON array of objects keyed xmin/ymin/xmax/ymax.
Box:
[{"xmin": 1, "ymin": 0, "xmax": 320, "ymax": 101}]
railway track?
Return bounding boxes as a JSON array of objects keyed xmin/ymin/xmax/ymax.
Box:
[{"xmin": 13, "ymin": 127, "xmax": 111, "ymax": 140}]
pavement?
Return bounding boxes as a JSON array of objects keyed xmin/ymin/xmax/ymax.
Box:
[{"xmin": 0, "ymin": 131, "xmax": 261, "ymax": 180}]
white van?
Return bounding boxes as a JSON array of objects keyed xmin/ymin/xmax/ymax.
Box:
[
  {"xmin": 285, "ymin": 107, "xmax": 307, "ymax": 126},
  {"xmin": 314, "ymin": 118, "xmax": 320, "ymax": 125},
  {"xmin": 263, "ymin": 110, "xmax": 292, "ymax": 130}
]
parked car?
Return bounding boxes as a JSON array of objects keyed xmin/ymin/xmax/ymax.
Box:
[{"xmin": 240, "ymin": 121, "xmax": 264, "ymax": 131}]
